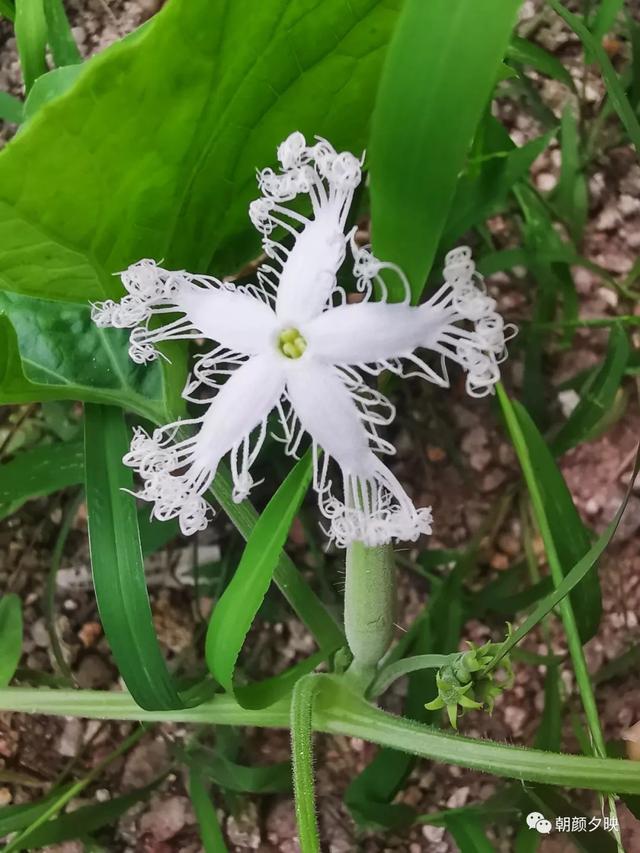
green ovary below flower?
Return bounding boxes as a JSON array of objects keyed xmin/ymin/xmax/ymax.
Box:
[{"xmin": 278, "ymin": 327, "xmax": 307, "ymax": 359}]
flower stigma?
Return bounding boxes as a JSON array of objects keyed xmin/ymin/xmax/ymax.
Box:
[{"xmin": 277, "ymin": 327, "xmax": 307, "ymax": 359}]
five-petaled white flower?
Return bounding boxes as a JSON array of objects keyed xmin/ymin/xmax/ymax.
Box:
[{"xmin": 91, "ymin": 132, "xmax": 514, "ymax": 547}]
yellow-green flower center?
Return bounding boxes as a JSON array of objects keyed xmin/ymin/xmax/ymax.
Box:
[{"xmin": 277, "ymin": 327, "xmax": 307, "ymax": 359}]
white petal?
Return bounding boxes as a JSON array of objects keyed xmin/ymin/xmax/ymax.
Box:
[
  {"xmin": 303, "ymin": 302, "xmax": 446, "ymax": 365},
  {"xmin": 192, "ymin": 354, "xmax": 284, "ymax": 477},
  {"xmin": 250, "ymin": 136, "xmax": 364, "ymax": 325},
  {"xmin": 178, "ymin": 285, "xmax": 278, "ymax": 354},
  {"xmin": 303, "ymin": 246, "xmax": 515, "ymax": 397},
  {"xmin": 91, "ymin": 260, "xmax": 278, "ymax": 363},
  {"xmin": 285, "ymin": 359, "xmax": 372, "ymax": 471},
  {"xmin": 275, "ymin": 213, "xmax": 347, "ymax": 324},
  {"xmin": 125, "ymin": 354, "xmax": 285, "ymax": 535},
  {"xmin": 285, "ymin": 360, "xmax": 431, "ymax": 547}
]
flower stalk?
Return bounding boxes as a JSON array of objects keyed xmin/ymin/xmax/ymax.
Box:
[{"xmin": 344, "ymin": 542, "xmax": 396, "ymax": 690}]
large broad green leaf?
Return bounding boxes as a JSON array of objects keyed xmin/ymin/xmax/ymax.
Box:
[
  {"xmin": 0, "ymin": 0, "xmax": 400, "ymax": 305},
  {"xmin": 0, "ymin": 293, "xmax": 166, "ymax": 422},
  {"xmin": 23, "ymin": 65, "xmax": 83, "ymax": 122},
  {"xmin": 369, "ymin": 0, "xmax": 520, "ymax": 299}
]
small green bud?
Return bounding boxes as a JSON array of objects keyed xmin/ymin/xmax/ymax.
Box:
[{"xmin": 424, "ymin": 629, "xmax": 514, "ymax": 729}]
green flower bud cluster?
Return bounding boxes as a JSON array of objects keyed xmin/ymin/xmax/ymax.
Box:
[{"xmin": 424, "ymin": 634, "xmax": 514, "ymax": 729}]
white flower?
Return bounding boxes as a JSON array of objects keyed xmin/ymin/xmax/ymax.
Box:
[{"xmin": 91, "ymin": 133, "xmax": 515, "ymax": 546}]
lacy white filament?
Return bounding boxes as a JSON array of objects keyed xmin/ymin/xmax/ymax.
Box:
[{"xmin": 91, "ymin": 132, "xmax": 514, "ymax": 546}]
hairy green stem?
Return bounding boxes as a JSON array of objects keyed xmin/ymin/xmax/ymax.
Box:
[
  {"xmin": 290, "ymin": 676, "xmax": 321, "ymax": 853},
  {"xmin": 370, "ymin": 654, "xmax": 454, "ymax": 698},
  {"xmin": 344, "ymin": 543, "xmax": 395, "ymax": 689},
  {"xmin": 3, "ymin": 684, "xmax": 640, "ymax": 795}
]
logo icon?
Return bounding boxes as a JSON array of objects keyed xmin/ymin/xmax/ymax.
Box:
[{"xmin": 527, "ymin": 812, "xmax": 552, "ymax": 834}]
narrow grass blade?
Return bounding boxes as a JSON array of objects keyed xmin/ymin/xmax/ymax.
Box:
[
  {"xmin": 548, "ymin": 0, "xmax": 640, "ymax": 153},
  {"xmin": 206, "ymin": 453, "xmax": 315, "ymax": 707},
  {"xmin": 493, "ymin": 387, "xmax": 639, "ymax": 668},
  {"xmin": 0, "ymin": 594, "xmax": 22, "ymax": 687},
  {"xmin": 16, "ymin": 781, "xmax": 159, "ymax": 848},
  {"xmin": 444, "ymin": 120, "xmax": 555, "ymax": 245},
  {"xmin": 210, "ymin": 463, "xmax": 343, "ymax": 654},
  {"xmin": 555, "ymin": 104, "xmax": 587, "ymax": 243},
  {"xmin": 516, "ymin": 669, "xmax": 617, "ymax": 852},
  {"xmin": 45, "ymin": 489, "xmax": 83, "ymax": 682},
  {"xmin": 489, "ymin": 483, "xmax": 636, "ymax": 670},
  {"xmin": 187, "ymin": 750, "xmax": 290, "ymax": 794},
  {"xmin": 369, "ymin": 0, "xmax": 520, "ymax": 299},
  {"xmin": 0, "ymin": 91, "xmax": 23, "ymax": 123},
  {"xmin": 0, "ymin": 0, "xmax": 14, "ymax": 21},
  {"xmin": 43, "ymin": 0, "xmax": 82, "ymax": 67},
  {"xmin": 84, "ymin": 404, "xmax": 183, "ymax": 710},
  {"xmin": 14, "ymin": 0, "xmax": 47, "ymax": 92},
  {"xmin": 507, "ymin": 35, "xmax": 576, "ymax": 90},
  {"xmin": 505, "ymin": 385, "xmax": 599, "ymax": 637},
  {"xmin": 0, "ymin": 439, "xmax": 83, "ymax": 520},
  {"xmin": 496, "ymin": 386, "xmax": 630, "ymax": 764},
  {"xmin": 628, "ymin": 14, "xmax": 640, "ymax": 109},
  {"xmin": 0, "ymin": 784, "xmax": 75, "ymax": 836},
  {"xmin": 444, "ymin": 814, "xmax": 497, "ymax": 852},
  {"xmin": 188, "ymin": 770, "xmax": 228, "ymax": 852},
  {"xmin": 552, "ymin": 325, "xmax": 629, "ymax": 455},
  {"xmin": 591, "ymin": 0, "xmax": 624, "ymax": 39},
  {"xmin": 534, "ymin": 666, "xmax": 562, "ymax": 752},
  {"xmin": 515, "ymin": 183, "xmax": 564, "ymax": 428},
  {"xmin": 2, "ymin": 730, "xmax": 144, "ymax": 853}
]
